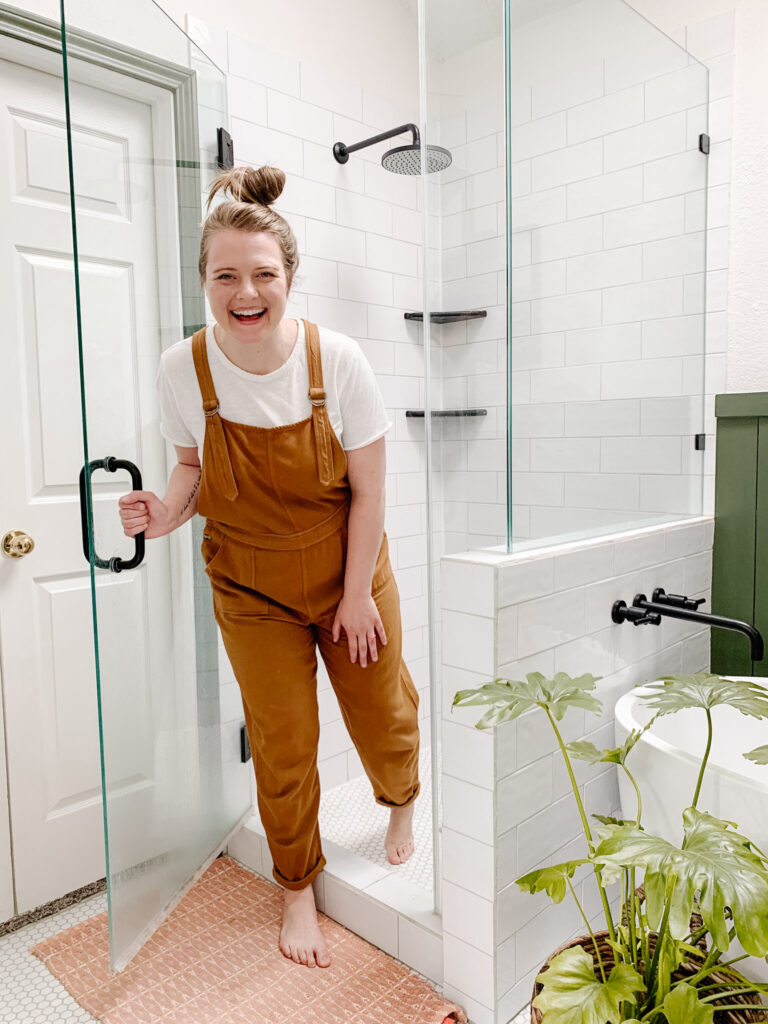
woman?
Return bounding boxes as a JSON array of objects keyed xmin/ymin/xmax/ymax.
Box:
[{"xmin": 118, "ymin": 165, "xmax": 420, "ymax": 970}]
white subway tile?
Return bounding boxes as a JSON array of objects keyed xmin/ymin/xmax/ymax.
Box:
[
  {"xmin": 227, "ymin": 34, "xmax": 300, "ymax": 95},
  {"xmin": 498, "ymin": 556, "xmax": 555, "ymax": 607},
  {"xmin": 267, "ymin": 90, "xmax": 333, "ymax": 146},
  {"xmin": 444, "ymin": 828, "xmax": 495, "ymax": 900},
  {"xmin": 299, "ymin": 60, "xmax": 362, "ymax": 121},
  {"xmin": 644, "ymin": 150, "xmax": 706, "ymax": 203},
  {"xmin": 443, "ymin": 882, "xmax": 495, "ymax": 954},
  {"xmin": 532, "ymin": 56, "xmax": 603, "ymax": 119},
  {"xmin": 510, "ymin": 112, "xmax": 566, "ymax": 161},
  {"xmin": 518, "ymin": 589, "xmax": 585, "ymax": 659},
  {"xmin": 604, "ymin": 196, "xmax": 685, "ymax": 248},
  {"xmin": 442, "ymin": 609, "xmax": 495, "ymax": 675},
  {"xmin": 276, "ymin": 176, "xmax": 335, "ymax": 221},
  {"xmin": 530, "ymin": 365, "xmax": 601, "ymax": 404},
  {"xmin": 531, "ymin": 292, "xmax": 602, "ymax": 334},
  {"xmin": 306, "ymin": 295, "xmax": 366, "ymax": 338},
  {"xmin": 565, "ymin": 323, "xmax": 641, "ymax": 366},
  {"xmin": 532, "ymin": 140, "xmax": 603, "ymax": 191},
  {"xmin": 397, "ymin": 918, "xmax": 442, "ymax": 985},
  {"xmin": 602, "ymin": 436, "xmax": 682, "ymax": 476},
  {"xmin": 441, "ymin": 560, "xmax": 495, "ymax": 617},
  {"xmin": 642, "ymin": 314, "xmax": 704, "ymax": 359},
  {"xmin": 443, "ymin": 775, "xmax": 495, "ymax": 846},
  {"xmin": 497, "ymin": 756, "xmax": 553, "ymax": 834},
  {"xmin": 567, "ymin": 166, "xmax": 643, "ymax": 219},
  {"xmin": 227, "ymin": 75, "xmax": 267, "ymax": 125},
  {"xmin": 553, "ymin": 543, "xmax": 614, "ymax": 590},
  {"xmin": 601, "ymin": 357, "xmax": 683, "ymax": 399},
  {"xmin": 568, "ymin": 85, "xmax": 644, "ymax": 144},
  {"xmin": 232, "ymin": 118, "xmax": 304, "ymax": 175},
  {"xmin": 603, "ymin": 278, "xmax": 683, "ymax": 325},
  {"xmin": 442, "ymin": 935, "xmax": 495, "ymax": 1011},
  {"xmin": 338, "ymin": 263, "xmax": 392, "ymax": 306},
  {"xmin": 532, "ymin": 215, "xmax": 602, "ymax": 263}
]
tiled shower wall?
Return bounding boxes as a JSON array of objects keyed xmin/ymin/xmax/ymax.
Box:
[
  {"xmin": 428, "ymin": 1, "xmax": 735, "ymax": 550},
  {"xmin": 187, "ymin": 19, "xmax": 430, "ymax": 788},
  {"xmin": 438, "ymin": 515, "xmax": 713, "ymax": 1023}
]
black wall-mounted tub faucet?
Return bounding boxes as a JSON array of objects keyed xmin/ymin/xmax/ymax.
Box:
[{"xmin": 611, "ymin": 589, "xmax": 764, "ymax": 662}]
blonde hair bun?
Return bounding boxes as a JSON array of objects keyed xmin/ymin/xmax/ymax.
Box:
[{"xmin": 206, "ymin": 165, "xmax": 285, "ymax": 210}]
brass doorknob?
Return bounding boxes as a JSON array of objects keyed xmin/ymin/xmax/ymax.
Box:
[{"xmin": 2, "ymin": 531, "xmax": 35, "ymax": 558}]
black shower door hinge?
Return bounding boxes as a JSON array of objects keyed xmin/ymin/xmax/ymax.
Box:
[{"xmin": 217, "ymin": 127, "xmax": 234, "ymax": 169}]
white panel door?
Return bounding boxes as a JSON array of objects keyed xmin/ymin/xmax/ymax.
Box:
[{"xmin": 0, "ymin": 49, "xmax": 181, "ymax": 915}]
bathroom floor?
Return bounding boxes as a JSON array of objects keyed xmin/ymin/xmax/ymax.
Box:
[{"xmin": 318, "ymin": 742, "xmax": 439, "ymax": 892}]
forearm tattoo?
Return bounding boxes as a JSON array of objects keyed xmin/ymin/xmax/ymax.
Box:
[{"xmin": 180, "ymin": 471, "xmax": 201, "ymax": 515}]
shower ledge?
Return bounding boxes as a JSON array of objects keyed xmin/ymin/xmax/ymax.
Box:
[{"xmin": 226, "ymin": 813, "xmax": 443, "ymax": 985}]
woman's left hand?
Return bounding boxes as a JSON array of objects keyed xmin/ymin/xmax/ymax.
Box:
[{"xmin": 332, "ymin": 593, "xmax": 387, "ymax": 667}]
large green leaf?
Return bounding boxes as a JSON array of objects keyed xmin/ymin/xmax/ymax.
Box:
[
  {"xmin": 594, "ymin": 808, "xmax": 768, "ymax": 955},
  {"xmin": 745, "ymin": 744, "xmax": 768, "ymax": 765},
  {"xmin": 568, "ymin": 730, "xmax": 642, "ymax": 767},
  {"xmin": 640, "ymin": 673, "xmax": 768, "ymax": 718},
  {"xmin": 516, "ymin": 860, "xmax": 589, "ymax": 904},
  {"xmin": 662, "ymin": 983, "xmax": 714, "ymax": 1024},
  {"xmin": 533, "ymin": 945, "xmax": 644, "ymax": 1024},
  {"xmin": 452, "ymin": 671, "xmax": 602, "ymax": 729}
]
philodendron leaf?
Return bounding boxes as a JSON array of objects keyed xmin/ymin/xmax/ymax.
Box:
[
  {"xmin": 516, "ymin": 860, "xmax": 589, "ymax": 904},
  {"xmin": 594, "ymin": 808, "xmax": 768, "ymax": 956},
  {"xmin": 532, "ymin": 945, "xmax": 644, "ymax": 1024},
  {"xmin": 452, "ymin": 671, "xmax": 602, "ymax": 729},
  {"xmin": 662, "ymin": 982, "xmax": 714, "ymax": 1024},
  {"xmin": 568, "ymin": 729, "xmax": 642, "ymax": 767},
  {"xmin": 640, "ymin": 673, "xmax": 768, "ymax": 718},
  {"xmin": 745, "ymin": 744, "xmax": 768, "ymax": 765}
]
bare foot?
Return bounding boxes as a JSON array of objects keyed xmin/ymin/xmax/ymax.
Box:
[
  {"xmin": 385, "ymin": 802, "xmax": 416, "ymax": 865},
  {"xmin": 279, "ymin": 883, "xmax": 331, "ymax": 968}
]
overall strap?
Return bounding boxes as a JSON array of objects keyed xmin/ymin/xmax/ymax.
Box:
[
  {"xmin": 302, "ymin": 319, "xmax": 334, "ymax": 486},
  {"xmin": 191, "ymin": 327, "xmax": 239, "ymax": 501}
]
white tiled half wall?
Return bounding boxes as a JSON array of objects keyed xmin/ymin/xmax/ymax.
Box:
[
  {"xmin": 186, "ymin": 19, "xmax": 431, "ymax": 785},
  {"xmin": 439, "ymin": 516, "xmax": 713, "ymax": 1024}
]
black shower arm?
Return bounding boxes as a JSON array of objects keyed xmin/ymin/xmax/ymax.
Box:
[
  {"xmin": 333, "ymin": 123, "xmax": 419, "ymax": 161},
  {"xmin": 633, "ymin": 595, "xmax": 765, "ymax": 662}
]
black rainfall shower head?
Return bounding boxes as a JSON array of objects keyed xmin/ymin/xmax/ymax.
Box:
[
  {"xmin": 332, "ymin": 122, "xmax": 452, "ymax": 176},
  {"xmin": 382, "ymin": 143, "xmax": 452, "ymax": 175}
]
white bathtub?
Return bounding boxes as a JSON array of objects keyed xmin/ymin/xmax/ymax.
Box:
[
  {"xmin": 614, "ymin": 678, "xmax": 768, "ymax": 980},
  {"xmin": 614, "ymin": 677, "xmax": 768, "ymax": 851}
]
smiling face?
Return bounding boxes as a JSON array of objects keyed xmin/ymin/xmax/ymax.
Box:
[{"xmin": 204, "ymin": 228, "xmax": 290, "ymax": 350}]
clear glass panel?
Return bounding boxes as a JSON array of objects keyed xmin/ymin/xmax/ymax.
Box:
[
  {"xmin": 59, "ymin": 0, "xmax": 250, "ymax": 969},
  {"xmin": 506, "ymin": 0, "xmax": 708, "ymax": 552},
  {"xmin": 421, "ymin": 0, "xmax": 707, "ymax": 558}
]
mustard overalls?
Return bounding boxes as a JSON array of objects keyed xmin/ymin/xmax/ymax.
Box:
[{"xmin": 192, "ymin": 319, "xmax": 421, "ymax": 890}]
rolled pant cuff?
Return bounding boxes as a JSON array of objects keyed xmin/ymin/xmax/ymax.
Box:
[
  {"xmin": 272, "ymin": 852, "xmax": 327, "ymax": 891},
  {"xmin": 375, "ymin": 780, "xmax": 420, "ymax": 809}
]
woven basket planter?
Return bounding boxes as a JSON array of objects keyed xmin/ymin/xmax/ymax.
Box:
[{"xmin": 530, "ymin": 930, "xmax": 767, "ymax": 1024}]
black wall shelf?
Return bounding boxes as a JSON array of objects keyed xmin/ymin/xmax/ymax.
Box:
[
  {"xmin": 406, "ymin": 409, "xmax": 488, "ymax": 418},
  {"xmin": 404, "ymin": 310, "xmax": 487, "ymax": 324}
]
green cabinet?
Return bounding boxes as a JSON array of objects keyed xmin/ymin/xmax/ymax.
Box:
[{"xmin": 711, "ymin": 392, "xmax": 768, "ymax": 676}]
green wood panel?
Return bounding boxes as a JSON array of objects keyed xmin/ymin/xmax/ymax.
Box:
[
  {"xmin": 715, "ymin": 393, "xmax": 768, "ymax": 420},
  {"xmin": 711, "ymin": 417, "xmax": 758, "ymax": 674},
  {"xmin": 752, "ymin": 417, "xmax": 768, "ymax": 676}
]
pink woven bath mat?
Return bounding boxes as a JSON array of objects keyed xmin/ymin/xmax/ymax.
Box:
[{"xmin": 31, "ymin": 855, "xmax": 467, "ymax": 1024}]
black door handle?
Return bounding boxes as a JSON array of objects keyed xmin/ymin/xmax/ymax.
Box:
[{"xmin": 79, "ymin": 457, "xmax": 145, "ymax": 572}]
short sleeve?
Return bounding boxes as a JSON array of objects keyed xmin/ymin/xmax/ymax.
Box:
[
  {"xmin": 155, "ymin": 357, "xmax": 197, "ymax": 447},
  {"xmin": 337, "ymin": 344, "xmax": 392, "ymax": 451}
]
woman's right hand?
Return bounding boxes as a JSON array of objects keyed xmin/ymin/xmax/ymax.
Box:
[{"xmin": 118, "ymin": 490, "xmax": 175, "ymax": 539}]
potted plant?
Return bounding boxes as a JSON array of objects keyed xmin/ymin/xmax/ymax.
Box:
[{"xmin": 452, "ymin": 671, "xmax": 768, "ymax": 1023}]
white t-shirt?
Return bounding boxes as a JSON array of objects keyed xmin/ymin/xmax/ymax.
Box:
[{"xmin": 156, "ymin": 318, "xmax": 392, "ymax": 452}]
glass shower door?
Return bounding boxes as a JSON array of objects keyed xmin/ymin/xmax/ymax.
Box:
[{"xmin": 59, "ymin": 0, "xmax": 251, "ymax": 970}]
